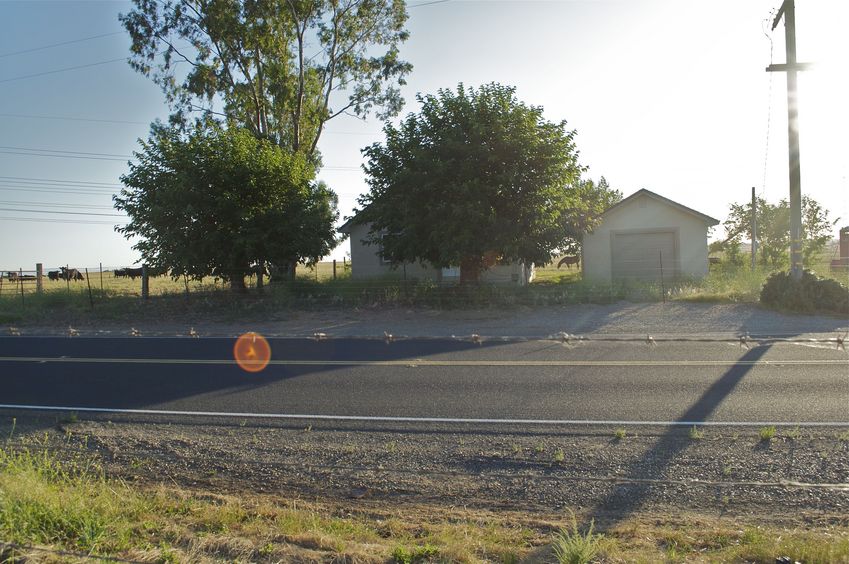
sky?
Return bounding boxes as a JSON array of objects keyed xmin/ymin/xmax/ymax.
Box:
[{"xmin": 0, "ymin": 0, "xmax": 847, "ymax": 271}]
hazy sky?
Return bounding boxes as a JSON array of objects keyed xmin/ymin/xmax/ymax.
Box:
[{"xmin": 1, "ymin": 0, "xmax": 847, "ymax": 270}]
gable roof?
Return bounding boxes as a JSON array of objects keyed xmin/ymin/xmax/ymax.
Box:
[
  {"xmin": 604, "ymin": 188, "xmax": 720, "ymax": 226},
  {"xmin": 338, "ymin": 216, "xmax": 356, "ymax": 234}
]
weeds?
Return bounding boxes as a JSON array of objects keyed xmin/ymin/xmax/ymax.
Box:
[
  {"xmin": 688, "ymin": 426, "xmax": 704, "ymax": 440},
  {"xmin": 759, "ymin": 426, "xmax": 777, "ymax": 442},
  {"xmin": 553, "ymin": 448, "xmax": 565, "ymax": 463},
  {"xmin": 613, "ymin": 428, "xmax": 626, "ymax": 440},
  {"xmin": 551, "ymin": 513, "xmax": 602, "ymax": 564}
]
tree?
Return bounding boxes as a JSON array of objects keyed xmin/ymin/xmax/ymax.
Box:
[
  {"xmin": 120, "ymin": 0, "xmax": 411, "ymax": 158},
  {"xmin": 721, "ymin": 195, "xmax": 837, "ymax": 269},
  {"xmin": 114, "ymin": 124, "xmax": 338, "ymax": 290},
  {"xmin": 356, "ymin": 83, "xmax": 614, "ymax": 283}
]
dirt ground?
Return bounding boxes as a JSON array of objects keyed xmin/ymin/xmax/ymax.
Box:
[{"xmin": 7, "ymin": 413, "xmax": 848, "ymax": 531}]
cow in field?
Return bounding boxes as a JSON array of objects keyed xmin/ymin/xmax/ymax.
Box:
[
  {"xmin": 47, "ymin": 270, "xmax": 61, "ymax": 281},
  {"xmin": 6, "ymin": 271, "xmax": 18, "ymax": 281},
  {"xmin": 60, "ymin": 267, "xmax": 85, "ymax": 281},
  {"xmin": 114, "ymin": 268, "xmax": 128, "ymax": 278},
  {"xmin": 557, "ymin": 255, "xmax": 580, "ymax": 269},
  {"xmin": 125, "ymin": 267, "xmax": 144, "ymax": 280}
]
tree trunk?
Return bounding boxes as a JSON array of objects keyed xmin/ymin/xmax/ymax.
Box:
[
  {"xmin": 230, "ymin": 276, "xmax": 247, "ymax": 292},
  {"xmin": 459, "ymin": 256, "xmax": 483, "ymax": 285},
  {"xmin": 269, "ymin": 260, "xmax": 297, "ymax": 283}
]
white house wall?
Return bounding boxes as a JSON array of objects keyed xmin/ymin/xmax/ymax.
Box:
[
  {"xmin": 582, "ymin": 193, "xmax": 711, "ymax": 283},
  {"xmin": 346, "ymin": 222, "xmax": 440, "ymax": 281}
]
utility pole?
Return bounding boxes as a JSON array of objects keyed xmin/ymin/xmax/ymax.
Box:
[
  {"xmin": 751, "ymin": 187, "xmax": 758, "ymax": 270},
  {"xmin": 767, "ymin": 0, "xmax": 813, "ymax": 280}
]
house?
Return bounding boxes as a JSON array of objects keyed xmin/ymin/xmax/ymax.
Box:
[
  {"xmin": 582, "ymin": 189, "xmax": 719, "ymax": 282},
  {"xmin": 338, "ymin": 217, "xmax": 534, "ymax": 285}
]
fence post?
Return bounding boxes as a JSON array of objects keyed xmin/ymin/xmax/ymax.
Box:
[
  {"xmin": 19, "ymin": 268, "xmax": 24, "ymax": 306},
  {"xmin": 99, "ymin": 262, "xmax": 104, "ymax": 298},
  {"xmin": 85, "ymin": 268, "xmax": 94, "ymax": 309},
  {"xmin": 36, "ymin": 263, "xmax": 43, "ymax": 294},
  {"xmin": 66, "ymin": 264, "xmax": 70, "ymax": 294},
  {"xmin": 659, "ymin": 250, "xmax": 666, "ymax": 303},
  {"xmin": 333, "ymin": 260, "xmax": 337, "ymax": 280},
  {"xmin": 141, "ymin": 265, "xmax": 149, "ymax": 300}
]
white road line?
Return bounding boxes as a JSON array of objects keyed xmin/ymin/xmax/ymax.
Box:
[
  {"xmin": 0, "ymin": 356, "xmax": 846, "ymax": 367},
  {"xmin": 0, "ymin": 404, "xmax": 846, "ymax": 427}
]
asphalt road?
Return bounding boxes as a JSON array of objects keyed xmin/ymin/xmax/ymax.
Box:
[{"xmin": 1, "ymin": 336, "xmax": 847, "ymax": 424}]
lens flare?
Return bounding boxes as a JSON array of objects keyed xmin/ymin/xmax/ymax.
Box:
[{"xmin": 233, "ymin": 332, "xmax": 271, "ymax": 373}]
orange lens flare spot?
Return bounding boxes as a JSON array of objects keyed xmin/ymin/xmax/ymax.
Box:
[{"xmin": 233, "ymin": 332, "xmax": 271, "ymax": 373}]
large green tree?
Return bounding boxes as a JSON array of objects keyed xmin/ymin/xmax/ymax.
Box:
[
  {"xmin": 115, "ymin": 125, "xmax": 338, "ymax": 290},
  {"xmin": 356, "ymin": 83, "xmax": 614, "ymax": 283},
  {"xmin": 120, "ymin": 0, "xmax": 411, "ymax": 157},
  {"xmin": 720, "ymin": 195, "xmax": 837, "ymax": 269}
]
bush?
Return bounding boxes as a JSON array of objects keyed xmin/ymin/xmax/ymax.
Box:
[{"xmin": 760, "ymin": 270, "xmax": 849, "ymax": 314}]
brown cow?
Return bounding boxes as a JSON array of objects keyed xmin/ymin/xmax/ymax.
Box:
[{"xmin": 557, "ymin": 255, "xmax": 580, "ymax": 269}]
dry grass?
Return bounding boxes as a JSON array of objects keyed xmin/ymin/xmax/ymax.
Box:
[{"xmin": 2, "ymin": 444, "xmax": 848, "ymax": 563}]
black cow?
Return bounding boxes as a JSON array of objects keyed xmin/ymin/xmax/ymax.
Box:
[
  {"xmin": 114, "ymin": 268, "xmax": 128, "ymax": 278},
  {"xmin": 125, "ymin": 267, "xmax": 144, "ymax": 280},
  {"xmin": 47, "ymin": 270, "xmax": 61, "ymax": 281}
]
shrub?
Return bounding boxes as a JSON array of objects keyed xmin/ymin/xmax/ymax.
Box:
[
  {"xmin": 760, "ymin": 270, "xmax": 849, "ymax": 314},
  {"xmin": 552, "ymin": 513, "xmax": 602, "ymax": 564}
]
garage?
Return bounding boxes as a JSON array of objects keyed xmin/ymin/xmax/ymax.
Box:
[
  {"xmin": 611, "ymin": 230, "xmax": 678, "ymax": 281},
  {"xmin": 582, "ymin": 189, "xmax": 719, "ymax": 283}
]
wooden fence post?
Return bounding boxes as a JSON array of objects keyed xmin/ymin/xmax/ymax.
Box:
[
  {"xmin": 66, "ymin": 264, "xmax": 70, "ymax": 294},
  {"xmin": 19, "ymin": 268, "xmax": 24, "ymax": 306},
  {"xmin": 99, "ymin": 262, "xmax": 104, "ymax": 297},
  {"xmin": 85, "ymin": 268, "xmax": 94, "ymax": 309},
  {"xmin": 333, "ymin": 260, "xmax": 337, "ymax": 280},
  {"xmin": 36, "ymin": 263, "xmax": 43, "ymax": 294}
]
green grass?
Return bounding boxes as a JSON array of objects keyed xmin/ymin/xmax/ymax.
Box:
[
  {"xmin": 551, "ymin": 513, "xmax": 603, "ymax": 564},
  {"xmin": 613, "ymin": 428, "xmax": 627, "ymax": 440},
  {"xmin": 688, "ymin": 425, "xmax": 705, "ymax": 440},
  {"xmin": 759, "ymin": 426, "xmax": 777, "ymax": 442}
]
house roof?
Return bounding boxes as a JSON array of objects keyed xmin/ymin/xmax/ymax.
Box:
[
  {"xmin": 338, "ymin": 216, "xmax": 356, "ymax": 234},
  {"xmin": 604, "ymin": 188, "xmax": 720, "ymax": 226}
]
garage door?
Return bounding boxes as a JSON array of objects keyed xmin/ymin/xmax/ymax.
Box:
[{"xmin": 611, "ymin": 231, "xmax": 677, "ymax": 280}]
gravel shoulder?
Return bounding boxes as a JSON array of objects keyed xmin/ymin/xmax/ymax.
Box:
[
  {"xmin": 8, "ymin": 414, "xmax": 847, "ymax": 529},
  {"xmin": 12, "ymin": 302, "xmax": 849, "ymax": 339}
]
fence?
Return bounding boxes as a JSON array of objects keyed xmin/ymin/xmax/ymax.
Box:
[{"xmin": 0, "ymin": 260, "xmax": 354, "ymax": 303}]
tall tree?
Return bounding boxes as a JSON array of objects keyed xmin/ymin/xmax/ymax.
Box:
[
  {"xmin": 120, "ymin": 0, "xmax": 411, "ymax": 158},
  {"xmin": 721, "ymin": 195, "xmax": 837, "ymax": 269},
  {"xmin": 115, "ymin": 124, "xmax": 338, "ymax": 290},
  {"xmin": 356, "ymin": 83, "xmax": 613, "ymax": 283}
]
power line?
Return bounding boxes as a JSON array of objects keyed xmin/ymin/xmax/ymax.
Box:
[
  {"xmin": 409, "ymin": 0, "xmax": 452, "ymax": 7},
  {"xmin": 0, "ymin": 145, "xmax": 130, "ymax": 158},
  {"xmin": 0, "ymin": 200, "xmax": 116, "ymax": 209},
  {"xmin": 0, "ymin": 150, "xmax": 127, "ymax": 162},
  {"xmin": 0, "ymin": 112, "xmax": 147, "ymax": 125},
  {"xmin": 0, "ymin": 175, "xmax": 122, "ymax": 187},
  {"xmin": 0, "ymin": 216, "xmax": 121, "ymax": 225},
  {"xmin": 0, "ymin": 186, "xmax": 117, "ymax": 197},
  {"xmin": 0, "ymin": 56, "xmax": 129, "ymax": 84},
  {"xmin": 0, "ymin": 207, "xmax": 125, "ymax": 217},
  {"xmin": 0, "ymin": 31, "xmax": 124, "ymax": 59}
]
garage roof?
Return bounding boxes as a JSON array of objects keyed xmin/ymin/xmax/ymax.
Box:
[{"xmin": 604, "ymin": 189, "xmax": 720, "ymax": 226}]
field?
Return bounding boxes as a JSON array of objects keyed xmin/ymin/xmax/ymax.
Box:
[{"xmin": 0, "ymin": 251, "xmax": 846, "ymax": 326}]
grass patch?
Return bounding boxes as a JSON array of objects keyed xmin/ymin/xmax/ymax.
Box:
[
  {"xmin": 688, "ymin": 425, "xmax": 704, "ymax": 440},
  {"xmin": 551, "ymin": 513, "xmax": 603, "ymax": 564},
  {"xmin": 759, "ymin": 426, "xmax": 777, "ymax": 442},
  {"xmin": 613, "ymin": 428, "xmax": 627, "ymax": 440}
]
